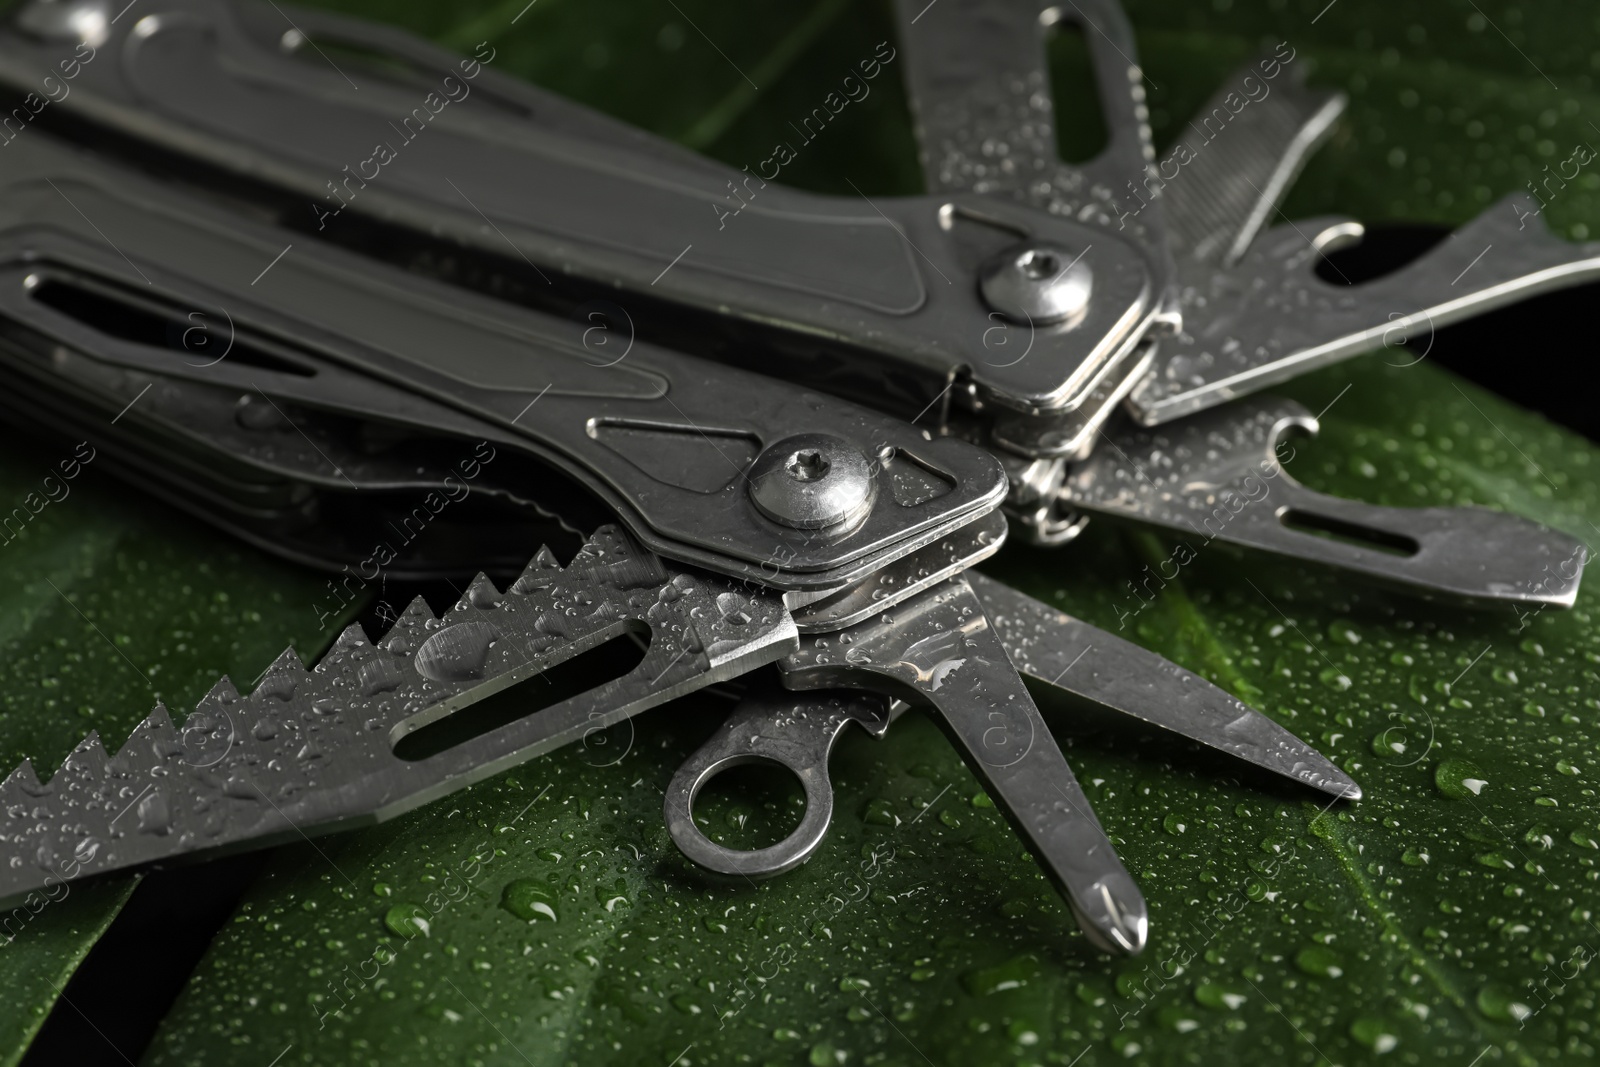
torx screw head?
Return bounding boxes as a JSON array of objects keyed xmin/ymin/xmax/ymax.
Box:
[
  {"xmin": 786, "ymin": 449, "xmax": 829, "ymax": 482},
  {"xmin": 978, "ymin": 241, "xmax": 1093, "ymax": 326},
  {"xmin": 14, "ymin": 0, "xmax": 111, "ymax": 47},
  {"xmin": 748, "ymin": 434, "xmax": 874, "ymax": 530}
]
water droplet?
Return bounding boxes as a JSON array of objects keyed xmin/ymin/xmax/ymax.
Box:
[
  {"xmin": 1435, "ymin": 758, "xmax": 1487, "ymax": 799},
  {"xmin": 1158, "ymin": 1004, "xmax": 1202, "ymax": 1032},
  {"xmin": 1476, "ymin": 983, "xmax": 1532, "ymax": 1023},
  {"xmin": 500, "ymin": 878, "xmax": 559, "ymax": 923},
  {"xmin": 1328, "ymin": 619, "xmax": 1362, "ymax": 645},
  {"xmin": 358, "ymin": 657, "xmax": 410, "ymax": 697},
  {"xmin": 863, "ymin": 798, "xmax": 899, "ymax": 827},
  {"xmin": 1371, "ymin": 731, "xmax": 1408, "ymax": 758},
  {"xmin": 1350, "ymin": 1016, "xmax": 1399, "ymax": 1053},
  {"xmin": 808, "ymin": 1041, "xmax": 844, "ymax": 1066},
  {"xmin": 415, "ymin": 620, "xmax": 497, "ymax": 682},
  {"xmin": 136, "ymin": 791, "xmax": 171, "ymax": 836},
  {"xmin": 1294, "ymin": 946, "xmax": 1343, "ymax": 978},
  {"xmin": 1319, "ymin": 668, "xmax": 1353, "ymax": 691},
  {"xmin": 1194, "ymin": 983, "xmax": 1247, "ymax": 1010},
  {"xmin": 961, "ymin": 954, "xmax": 1042, "ymax": 996},
  {"xmin": 384, "ymin": 902, "xmax": 431, "ymax": 939}
]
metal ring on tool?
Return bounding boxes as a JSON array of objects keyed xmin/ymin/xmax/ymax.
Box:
[
  {"xmin": 664, "ymin": 689, "xmax": 892, "ymax": 878},
  {"xmin": 664, "ymin": 750, "xmax": 835, "ymax": 879}
]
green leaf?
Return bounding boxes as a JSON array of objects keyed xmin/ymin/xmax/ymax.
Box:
[
  {"xmin": 9, "ymin": 2, "xmax": 1600, "ymax": 1065},
  {"xmin": 0, "ymin": 440, "xmax": 353, "ymax": 1064}
]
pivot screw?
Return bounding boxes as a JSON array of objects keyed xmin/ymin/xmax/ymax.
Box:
[
  {"xmin": 786, "ymin": 449, "xmax": 829, "ymax": 482},
  {"xmin": 748, "ymin": 434, "xmax": 873, "ymax": 530},
  {"xmin": 978, "ymin": 240, "xmax": 1093, "ymax": 326}
]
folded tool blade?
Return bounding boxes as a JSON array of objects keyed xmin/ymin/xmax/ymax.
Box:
[
  {"xmin": 966, "ymin": 572, "xmax": 1359, "ymax": 799},
  {"xmin": 0, "ymin": 526, "xmax": 796, "ymax": 907}
]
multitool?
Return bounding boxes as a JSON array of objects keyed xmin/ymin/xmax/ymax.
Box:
[{"xmin": 0, "ymin": 0, "xmax": 1589, "ymax": 955}]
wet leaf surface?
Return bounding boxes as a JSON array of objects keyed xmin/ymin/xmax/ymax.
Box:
[{"xmin": 0, "ymin": 439, "xmax": 351, "ymax": 1064}]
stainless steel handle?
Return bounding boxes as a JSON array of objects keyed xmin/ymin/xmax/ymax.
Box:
[
  {"xmin": 0, "ymin": 0, "xmax": 1156, "ymax": 413},
  {"xmin": 0, "ymin": 139, "xmax": 1007, "ymax": 589}
]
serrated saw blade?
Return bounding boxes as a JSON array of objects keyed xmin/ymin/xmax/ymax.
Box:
[{"xmin": 0, "ymin": 526, "xmax": 795, "ymax": 906}]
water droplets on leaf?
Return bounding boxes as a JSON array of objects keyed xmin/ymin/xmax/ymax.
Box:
[
  {"xmin": 384, "ymin": 902, "xmax": 431, "ymax": 939},
  {"xmin": 961, "ymin": 954, "xmax": 1042, "ymax": 996},
  {"xmin": 1435, "ymin": 758, "xmax": 1487, "ymax": 799},
  {"xmin": 1294, "ymin": 946, "xmax": 1344, "ymax": 979},
  {"xmin": 1476, "ymin": 983, "xmax": 1533, "ymax": 1023},
  {"xmin": 1194, "ymin": 982, "xmax": 1248, "ymax": 1010},
  {"xmin": 500, "ymin": 877, "xmax": 559, "ymax": 923},
  {"xmin": 1350, "ymin": 1015, "xmax": 1399, "ymax": 1053}
]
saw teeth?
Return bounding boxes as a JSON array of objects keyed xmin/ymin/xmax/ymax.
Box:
[
  {"xmin": 330, "ymin": 622, "xmax": 370, "ymax": 654},
  {"xmin": 511, "ymin": 546, "xmax": 562, "ymax": 594},
  {"xmin": 114, "ymin": 705, "xmax": 178, "ymax": 762},
  {"xmin": 377, "ymin": 596, "xmax": 438, "ymax": 654},
  {"xmin": 315, "ymin": 623, "xmax": 373, "ymax": 675},
  {"xmin": 398, "ymin": 595, "xmax": 436, "ymax": 623},
  {"xmin": 459, "ymin": 572, "xmax": 502, "ymax": 613},
  {"xmin": 253, "ymin": 651, "xmax": 307, "ymax": 704},
  {"xmin": 572, "ymin": 539, "xmax": 606, "ymax": 566},
  {"xmin": 1, "ymin": 526, "xmax": 793, "ymax": 903},
  {"xmin": 59, "ymin": 732, "xmax": 109, "ymax": 786},
  {"xmin": 265, "ymin": 646, "xmax": 308, "ymax": 675},
  {"xmin": 2, "ymin": 759, "xmax": 44, "ymax": 798},
  {"xmin": 199, "ymin": 676, "xmax": 242, "ymax": 708}
]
